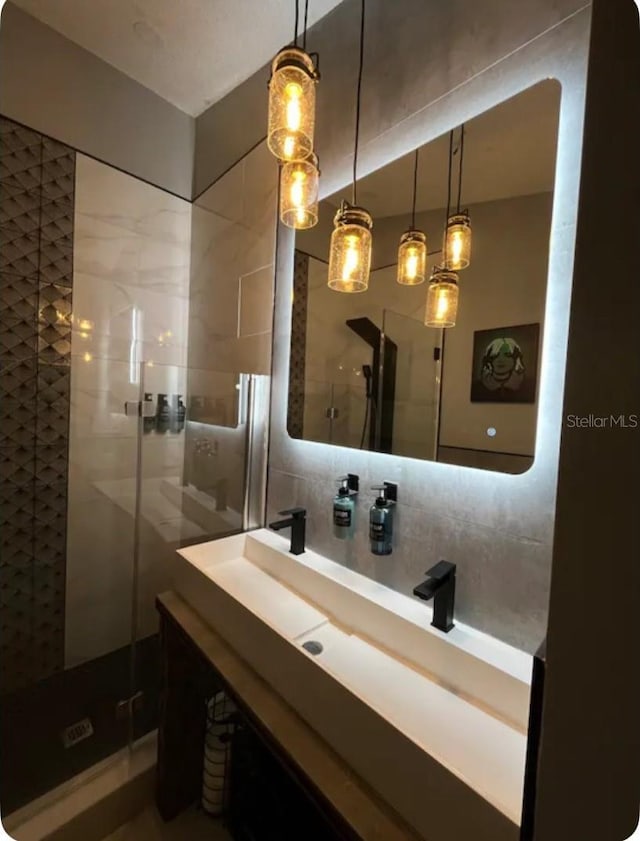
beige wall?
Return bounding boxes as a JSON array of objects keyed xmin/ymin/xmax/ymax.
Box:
[
  {"xmin": 0, "ymin": 2, "xmax": 194, "ymax": 199},
  {"xmin": 439, "ymin": 192, "xmax": 552, "ymax": 458}
]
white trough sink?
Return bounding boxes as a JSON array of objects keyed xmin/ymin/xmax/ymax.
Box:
[{"xmin": 171, "ymin": 528, "xmax": 532, "ymax": 841}]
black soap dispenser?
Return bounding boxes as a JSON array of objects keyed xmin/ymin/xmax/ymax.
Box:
[{"xmin": 369, "ymin": 482, "xmax": 397, "ymax": 556}]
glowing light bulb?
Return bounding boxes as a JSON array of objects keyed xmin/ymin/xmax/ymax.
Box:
[
  {"xmin": 443, "ymin": 213, "xmax": 471, "ymax": 270},
  {"xmin": 327, "ymin": 203, "xmax": 373, "ymax": 293},
  {"xmin": 290, "ymin": 170, "xmax": 306, "ymax": 209},
  {"xmin": 405, "ymin": 248, "xmax": 419, "ymax": 280},
  {"xmin": 450, "ymin": 231, "xmax": 463, "ymax": 265},
  {"xmin": 285, "ymin": 82, "xmax": 302, "ymax": 131},
  {"xmin": 397, "ymin": 230, "xmax": 427, "ymax": 285},
  {"xmin": 425, "ymin": 268, "xmax": 459, "ymax": 328},
  {"xmin": 436, "ymin": 288, "xmax": 449, "ymax": 318},
  {"xmin": 342, "ymin": 235, "xmax": 360, "ymax": 282},
  {"xmin": 279, "ymin": 155, "xmax": 319, "ymax": 229},
  {"xmin": 267, "ymin": 48, "xmax": 317, "ymax": 161},
  {"xmin": 283, "ymin": 136, "xmax": 295, "ymax": 159}
]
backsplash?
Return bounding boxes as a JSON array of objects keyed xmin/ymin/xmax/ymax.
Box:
[{"xmin": 0, "ymin": 116, "xmax": 76, "ymax": 692}]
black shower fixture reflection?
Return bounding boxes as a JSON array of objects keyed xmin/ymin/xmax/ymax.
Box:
[{"xmin": 346, "ymin": 317, "xmax": 396, "ymax": 453}]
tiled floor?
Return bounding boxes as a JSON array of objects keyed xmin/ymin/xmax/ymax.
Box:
[{"xmin": 103, "ymin": 806, "xmax": 231, "ymax": 841}]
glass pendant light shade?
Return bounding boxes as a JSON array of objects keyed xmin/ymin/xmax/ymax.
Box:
[
  {"xmin": 425, "ymin": 267, "xmax": 459, "ymax": 327},
  {"xmin": 397, "ymin": 230, "xmax": 427, "ymax": 285},
  {"xmin": 443, "ymin": 212, "xmax": 472, "ymax": 270},
  {"xmin": 328, "ymin": 202, "xmax": 373, "ymax": 293},
  {"xmin": 280, "ymin": 153, "xmax": 319, "ymax": 229},
  {"xmin": 268, "ymin": 47, "xmax": 318, "ymax": 162}
]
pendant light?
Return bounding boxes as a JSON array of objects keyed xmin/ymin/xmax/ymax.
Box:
[
  {"xmin": 328, "ymin": 0, "xmax": 372, "ymax": 293},
  {"xmin": 397, "ymin": 149, "xmax": 427, "ymax": 285},
  {"xmin": 425, "ymin": 266, "xmax": 459, "ymax": 328},
  {"xmin": 268, "ymin": 2, "xmax": 319, "ymax": 162},
  {"xmin": 443, "ymin": 126, "xmax": 472, "ymax": 270},
  {"xmin": 280, "ymin": 152, "xmax": 320, "ymax": 229}
]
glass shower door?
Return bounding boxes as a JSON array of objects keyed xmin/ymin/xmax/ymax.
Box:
[
  {"xmin": 0, "ymin": 349, "xmax": 138, "ymax": 815},
  {"xmin": 381, "ymin": 309, "xmax": 442, "ymax": 460},
  {"xmin": 128, "ymin": 360, "xmax": 268, "ymax": 743}
]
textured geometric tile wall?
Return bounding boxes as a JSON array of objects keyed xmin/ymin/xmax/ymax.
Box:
[
  {"xmin": 0, "ymin": 116, "xmax": 75, "ymax": 694},
  {"xmin": 286, "ymin": 251, "xmax": 308, "ymax": 439}
]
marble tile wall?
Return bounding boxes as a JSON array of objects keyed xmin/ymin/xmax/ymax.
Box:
[
  {"xmin": 65, "ymin": 155, "xmax": 192, "ymax": 667},
  {"xmin": 0, "ymin": 116, "xmax": 75, "ymax": 693},
  {"xmin": 183, "ymin": 141, "xmax": 277, "ymax": 529}
]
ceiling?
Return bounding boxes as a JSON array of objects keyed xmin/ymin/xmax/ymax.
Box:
[
  {"xmin": 12, "ymin": 0, "xmax": 344, "ymax": 116},
  {"xmin": 327, "ymin": 80, "xmax": 562, "ymax": 219}
]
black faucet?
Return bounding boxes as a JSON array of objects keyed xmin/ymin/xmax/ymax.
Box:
[
  {"xmin": 413, "ymin": 561, "xmax": 456, "ymax": 633},
  {"xmin": 268, "ymin": 508, "xmax": 306, "ymax": 555}
]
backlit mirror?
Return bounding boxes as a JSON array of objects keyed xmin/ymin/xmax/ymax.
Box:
[{"xmin": 287, "ymin": 80, "xmax": 560, "ymax": 473}]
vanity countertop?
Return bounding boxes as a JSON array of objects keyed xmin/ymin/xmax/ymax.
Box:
[{"xmin": 172, "ymin": 529, "xmax": 531, "ymax": 838}]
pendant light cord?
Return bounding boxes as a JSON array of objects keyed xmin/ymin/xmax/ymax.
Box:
[
  {"xmin": 411, "ymin": 148, "xmax": 419, "ymax": 229},
  {"xmin": 302, "ymin": 0, "xmax": 310, "ymax": 50},
  {"xmin": 352, "ymin": 0, "xmax": 366, "ymax": 206},
  {"xmin": 294, "ymin": 0, "xmax": 300, "ymax": 45},
  {"xmin": 456, "ymin": 124, "xmax": 465, "ymax": 213},
  {"xmin": 445, "ymin": 129, "xmax": 453, "ymax": 225}
]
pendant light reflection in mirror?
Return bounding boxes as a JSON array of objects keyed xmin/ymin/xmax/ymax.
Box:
[
  {"xmin": 327, "ymin": 0, "xmax": 373, "ymax": 293},
  {"xmin": 397, "ymin": 148, "xmax": 428, "ymax": 285},
  {"xmin": 443, "ymin": 125, "xmax": 472, "ymax": 271},
  {"xmin": 426, "ymin": 126, "xmax": 470, "ymax": 328}
]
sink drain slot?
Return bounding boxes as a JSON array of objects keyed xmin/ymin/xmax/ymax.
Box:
[{"xmin": 302, "ymin": 640, "xmax": 323, "ymax": 656}]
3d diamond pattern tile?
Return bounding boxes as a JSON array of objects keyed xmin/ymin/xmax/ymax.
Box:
[
  {"xmin": 0, "ymin": 119, "xmax": 42, "ymax": 197},
  {"xmin": 34, "ymin": 482, "xmax": 68, "ymax": 525},
  {"xmin": 0, "ymin": 445, "xmax": 35, "ymax": 483},
  {"xmin": 0, "ymin": 316, "xmax": 37, "ymax": 355},
  {"xmin": 0, "ymin": 273, "xmax": 38, "ymax": 323},
  {"xmin": 0, "ymin": 190, "xmax": 41, "ymax": 236},
  {"xmin": 38, "ymin": 282, "xmax": 72, "ymax": 324},
  {"xmin": 41, "ymin": 197, "xmax": 74, "ymax": 247},
  {"xmin": 1, "ymin": 116, "xmax": 75, "ymax": 691},
  {"xmin": 0, "ymin": 359, "xmax": 37, "ymax": 405},
  {"xmin": 37, "ymin": 322, "xmax": 72, "ymax": 365},
  {"xmin": 0, "ymin": 479, "xmax": 35, "ymax": 514},
  {"xmin": 0, "ymin": 369, "xmax": 37, "ymax": 446},
  {"xmin": 39, "ymin": 241, "xmax": 73, "ymax": 286},
  {"xmin": 34, "ymin": 524, "xmax": 65, "ymax": 564},
  {"xmin": 37, "ymin": 364, "xmax": 70, "ymax": 404},
  {"xmin": 41, "ymin": 153, "xmax": 75, "ymax": 203},
  {"xmin": 35, "ymin": 445, "xmax": 67, "ymax": 485},
  {"xmin": 0, "ymin": 230, "xmax": 40, "ymax": 276},
  {"xmin": 1, "ymin": 524, "xmax": 34, "ymax": 567},
  {"xmin": 36, "ymin": 398, "xmax": 70, "ymax": 446},
  {"xmin": 287, "ymin": 251, "xmax": 309, "ymax": 438}
]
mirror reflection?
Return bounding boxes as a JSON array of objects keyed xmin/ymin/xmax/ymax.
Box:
[{"xmin": 287, "ymin": 80, "xmax": 560, "ymax": 474}]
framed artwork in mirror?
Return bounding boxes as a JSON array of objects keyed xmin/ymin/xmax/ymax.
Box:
[{"xmin": 470, "ymin": 322, "xmax": 540, "ymax": 403}]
